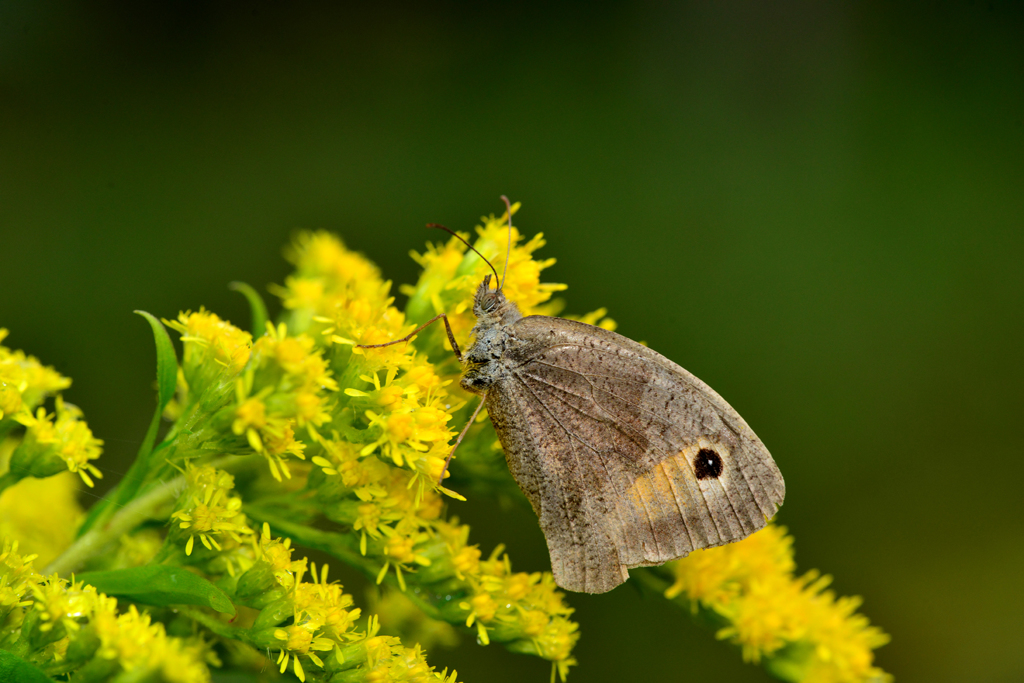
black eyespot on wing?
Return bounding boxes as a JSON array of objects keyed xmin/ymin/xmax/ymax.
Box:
[{"xmin": 694, "ymin": 448, "xmax": 723, "ymax": 479}]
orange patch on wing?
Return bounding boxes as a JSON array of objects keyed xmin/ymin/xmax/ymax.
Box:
[{"xmin": 627, "ymin": 449, "xmax": 694, "ymax": 512}]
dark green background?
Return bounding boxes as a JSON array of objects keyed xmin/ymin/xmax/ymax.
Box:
[{"xmin": 2, "ymin": 2, "xmax": 1022, "ymax": 681}]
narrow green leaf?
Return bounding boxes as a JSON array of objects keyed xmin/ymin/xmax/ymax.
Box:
[
  {"xmin": 229, "ymin": 281, "xmax": 269, "ymax": 338},
  {"xmin": 78, "ymin": 566, "xmax": 235, "ymax": 615},
  {"xmin": 79, "ymin": 313, "xmax": 180, "ymax": 537},
  {"xmin": 0, "ymin": 650, "xmax": 55, "ymax": 683},
  {"xmin": 134, "ymin": 310, "xmax": 178, "ymax": 411}
]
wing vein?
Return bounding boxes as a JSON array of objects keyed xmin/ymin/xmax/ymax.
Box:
[{"xmin": 518, "ymin": 373, "xmax": 666, "ymax": 560}]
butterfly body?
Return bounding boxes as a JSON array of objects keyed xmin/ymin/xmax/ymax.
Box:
[{"xmin": 460, "ymin": 276, "xmax": 785, "ymax": 594}]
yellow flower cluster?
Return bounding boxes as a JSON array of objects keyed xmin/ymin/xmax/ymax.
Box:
[
  {"xmin": 240, "ymin": 524, "xmax": 460, "ymax": 683},
  {"xmin": 265, "ymin": 227, "xmax": 580, "ymax": 675},
  {"xmin": 0, "ymin": 202, "xmax": 895, "ymax": 683},
  {"xmin": 166, "ymin": 309, "xmax": 253, "ymax": 382},
  {"xmin": 170, "ymin": 464, "xmax": 254, "ymax": 562},
  {"xmin": 165, "ymin": 312, "xmax": 336, "ymax": 482},
  {"xmin": 0, "ymin": 538, "xmax": 214, "ymax": 683},
  {"xmin": 90, "ymin": 602, "xmax": 214, "ymax": 683},
  {"xmin": 663, "ymin": 524, "xmax": 891, "ymax": 683},
  {"xmin": 0, "ymin": 330, "xmax": 102, "ymax": 489},
  {"xmin": 0, "ymin": 328, "xmax": 71, "ymax": 421},
  {"xmin": 11, "ymin": 397, "xmax": 103, "ymax": 487},
  {"xmin": 231, "ymin": 322, "xmax": 337, "ymax": 479},
  {"xmin": 434, "ymin": 520, "xmax": 579, "ymax": 680},
  {"xmin": 401, "ymin": 203, "xmax": 567, "ymax": 357}
]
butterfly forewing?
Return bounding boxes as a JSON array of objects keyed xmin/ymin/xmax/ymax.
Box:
[{"xmin": 485, "ymin": 316, "xmax": 785, "ymax": 594}]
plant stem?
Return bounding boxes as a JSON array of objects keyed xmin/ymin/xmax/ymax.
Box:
[
  {"xmin": 44, "ymin": 476, "xmax": 182, "ymax": 576},
  {"xmin": 48, "ymin": 455, "xmax": 242, "ymax": 576},
  {"xmin": 177, "ymin": 605, "xmax": 245, "ymax": 640}
]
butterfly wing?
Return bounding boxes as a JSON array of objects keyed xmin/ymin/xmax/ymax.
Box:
[{"xmin": 484, "ymin": 316, "xmax": 785, "ymax": 594}]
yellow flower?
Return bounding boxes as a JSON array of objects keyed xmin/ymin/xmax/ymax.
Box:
[
  {"xmin": 255, "ymin": 523, "xmax": 307, "ymax": 589},
  {"xmin": 232, "ymin": 395, "xmax": 268, "ymax": 437},
  {"xmin": 227, "ymin": 325, "xmax": 335, "ymax": 480},
  {"xmin": 11, "ymin": 397, "xmax": 103, "ymax": 487},
  {"xmin": 293, "ymin": 563, "xmax": 362, "ymax": 641},
  {"xmin": 0, "ymin": 538, "xmax": 39, "ymax": 620},
  {"xmin": 93, "ymin": 602, "xmax": 212, "ymax": 683},
  {"xmin": 275, "ymin": 231, "xmax": 408, "ymax": 352},
  {"xmin": 402, "ymin": 202, "xmax": 567, "ymax": 356},
  {"xmin": 166, "ymin": 309, "xmax": 252, "ymax": 378},
  {"xmin": 30, "ymin": 574, "xmax": 98, "ymax": 633},
  {"xmin": 285, "ymin": 231, "xmax": 383, "ymax": 302},
  {"xmin": 0, "ymin": 329, "xmax": 71, "ymax": 420},
  {"xmin": 312, "ymin": 434, "xmax": 390, "ymax": 491},
  {"xmin": 171, "ymin": 465, "xmax": 253, "ymax": 556},
  {"xmin": 253, "ymin": 323, "xmax": 339, "ymax": 394},
  {"xmin": 664, "ymin": 525, "xmax": 890, "ymax": 682},
  {"xmin": 273, "ymin": 623, "xmax": 335, "ymax": 682}
]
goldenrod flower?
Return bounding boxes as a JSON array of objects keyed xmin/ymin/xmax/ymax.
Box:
[
  {"xmin": 0, "ymin": 329, "xmax": 71, "ymax": 421},
  {"xmin": 0, "ymin": 203, "xmax": 893, "ymax": 683},
  {"xmin": 294, "ymin": 562, "xmax": 362, "ymax": 641},
  {"xmin": 9, "ymin": 396, "xmax": 103, "ymax": 487},
  {"xmin": 92, "ymin": 602, "xmax": 213, "ymax": 683},
  {"xmin": 217, "ymin": 324, "xmax": 335, "ymax": 480},
  {"xmin": 312, "ymin": 432, "xmax": 390, "ymax": 491},
  {"xmin": 402, "ymin": 202, "xmax": 567, "ymax": 356},
  {"xmin": 30, "ymin": 574, "xmax": 97, "ymax": 634},
  {"xmin": 170, "ymin": 465, "xmax": 253, "ymax": 556},
  {"xmin": 0, "ymin": 538, "xmax": 39, "ymax": 621},
  {"xmin": 165, "ymin": 309, "xmax": 252, "ymax": 391},
  {"xmin": 664, "ymin": 524, "xmax": 890, "ymax": 682},
  {"xmin": 274, "ymin": 622, "xmax": 335, "ymax": 682}
]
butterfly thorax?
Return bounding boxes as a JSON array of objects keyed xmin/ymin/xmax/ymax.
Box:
[{"xmin": 460, "ymin": 277, "xmax": 522, "ymax": 395}]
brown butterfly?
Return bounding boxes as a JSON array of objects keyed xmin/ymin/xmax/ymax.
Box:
[{"xmin": 360, "ymin": 198, "xmax": 785, "ymax": 594}]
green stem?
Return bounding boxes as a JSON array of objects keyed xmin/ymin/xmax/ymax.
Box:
[
  {"xmin": 50, "ymin": 454, "xmax": 241, "ymax": 576},
  {"xmin": 244, "ymin": 505, "xmax": 378, "ymax": 576},
  {"xmin": 244, "ymin": 505, "xmax": 449, "ymax": 625},
  {"xmin": 177, "ymin": 605, "xmax": 246, "ymax": 640},
  {"xmin": 45, "ymin": 476, "xmax": 184, "ymax": 577}
]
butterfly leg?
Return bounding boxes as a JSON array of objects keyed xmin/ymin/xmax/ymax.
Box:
[
  {"xmin": 355, "ymin": 312, "xmax": 462, "ymax": 360},
  {"xmin": 438, "ymin": 396, "xmax": 487, "ymax": 483}
]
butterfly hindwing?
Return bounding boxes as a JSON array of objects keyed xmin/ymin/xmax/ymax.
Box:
[{"xmin": 485, "ymin": 316, "xmax": 785, "ymax": 594}]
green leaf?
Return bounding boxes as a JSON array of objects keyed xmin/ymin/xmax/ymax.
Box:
[
  {"xmin": 78, "ymin": 566, "xmax": 235, "ymax": 615},
  {"xmin": 0, "ymin": 649, "xmax": 55, "ymax": 683},
  {"xmin": 78, "ymin": 313, "xmax": 180, "ymax": 537},
  {"xmin": 134, "ymin": 310, "xmax": 178, "ymax": 412},
  {"xmin": 229, "ymin": 281, "xmax": 269, "ymax": 338}
]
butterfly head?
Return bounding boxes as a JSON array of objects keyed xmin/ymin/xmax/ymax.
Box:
[
  {"xmin": 461, "ymin": 275, "xmax": 522, "ymax": 393},
  {"xmin": 473, "ymin": 275, "xmax": 521, "ymax": 326}
]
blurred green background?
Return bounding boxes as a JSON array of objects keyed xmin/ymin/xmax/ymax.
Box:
[{"xmin": 2, "ymin": 2, "xmax": 1022, "ymax": 681}]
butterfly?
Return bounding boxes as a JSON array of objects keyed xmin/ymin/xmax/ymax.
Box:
[{"xmin": 360, "ymin": 198, "xmax": 785, "ymax": 593}]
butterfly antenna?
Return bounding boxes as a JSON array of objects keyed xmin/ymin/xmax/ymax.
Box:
[
  {"xmin": 426, "ymin": 223, "xmax": 501, "ymax": 287},
  {"xmin": 498, "ymin": 195, "xmax": 514, "ymax": 291}
]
